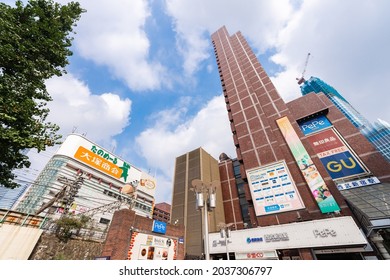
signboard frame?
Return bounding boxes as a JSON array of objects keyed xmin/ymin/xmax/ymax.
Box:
[{"xmin": 246, "ymin": 160, "xmax": 305, "ymax": 216}]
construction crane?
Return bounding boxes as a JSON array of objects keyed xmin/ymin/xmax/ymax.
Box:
[{"xmin": 296, "ymin": 52, "xmax": 311, "ymax": 85}]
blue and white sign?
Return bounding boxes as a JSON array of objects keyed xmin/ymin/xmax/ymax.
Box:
[
  {"xmin": 298, "ymin": 115, "xmax": 332, "ymax": 135},
  {"xmin": 337, "ymin": 177, "xmax": 380, "ymax": 190},
  {"xmin": 152, "ymin": 220, "xmax": 167, "ymax": 234}
]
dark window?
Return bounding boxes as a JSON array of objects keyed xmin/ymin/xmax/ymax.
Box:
[{"xmin": 99, "ymin": 218, "xmax": 110, "ymax": 225}]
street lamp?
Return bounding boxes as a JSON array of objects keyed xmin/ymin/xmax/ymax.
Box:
[
  {"xmin": 218, "ymin": 222, "xmax": 233, "ymax": 260},
  {"xmin": 191, "ymin": 179, "xmax": 219, "ymax": 260}
]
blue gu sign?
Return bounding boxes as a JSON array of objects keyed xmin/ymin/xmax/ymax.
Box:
[{"xmin": 152, "ymin": 220, "xmax": 167, "ymax": 234}]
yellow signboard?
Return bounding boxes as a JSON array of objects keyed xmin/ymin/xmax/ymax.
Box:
[{"xmin": 74, "ymin": 146, "xmax": 123, "ymax": 179}]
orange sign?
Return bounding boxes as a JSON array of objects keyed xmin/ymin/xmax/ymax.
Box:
[{"xmin": 74, "ymin": 146, "xmax": 123, "ymax": 179}]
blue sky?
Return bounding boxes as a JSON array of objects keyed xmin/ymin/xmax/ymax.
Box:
[{"xmin": 7, "ymin": 0, "xmax": 390, "ymax": 204}]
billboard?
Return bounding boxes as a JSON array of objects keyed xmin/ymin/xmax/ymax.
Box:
[
  {"xmin": 127, "ymin": 232, "xmax": 177, "ymax": 260},
  {"xmin": 246, "ymin": 161, "xmax": 305, "ymax": 216},
  {"xmin": 298, "ymin": 115, "xmax": 332, "ymax": 135},
  {"xmin": 276, "ymin": 116, "xmax": 340, "ymax": 213},
  {"xmin": 306, "ymin": 129, "xmax": 367, "ymax": 180},
  {"xmin": 56, "ymin": 134, "xmax": 156, "ymax": 197}
]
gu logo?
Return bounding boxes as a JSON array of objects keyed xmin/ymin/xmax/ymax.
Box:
[
  {"xmin": 327, "ymin": 157, "xmax": 356, "ymax": 172},
  {"xmin": 320, "ymin": 151, "xmax": 365, "ymax": 179}
]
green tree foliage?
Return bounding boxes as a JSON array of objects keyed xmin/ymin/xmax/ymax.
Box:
[
  {"xmin": 0, "ymin": 0, "xmax": 84, "ymax": 188},
  {"xmin": 54, "ymin": 215, "xmax": 90, "ymax": 242}
]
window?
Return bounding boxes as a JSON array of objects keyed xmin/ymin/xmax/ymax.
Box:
[{"xmin": 99, "ymin": 218, "xmax": 110, "ymax": 225}]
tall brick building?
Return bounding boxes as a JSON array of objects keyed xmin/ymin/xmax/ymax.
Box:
[{"xmin": 211, "ymin": 26, "xmax": 390, "ymax": 260}]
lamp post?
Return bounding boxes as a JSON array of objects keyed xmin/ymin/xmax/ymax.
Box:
[
  {"xmin": 218, "ymin": 222, "xmax": 233, "ymax": 260},
  {"xmin": 191, "ymin": 179, "xmax": 219, "ymax": 260}
]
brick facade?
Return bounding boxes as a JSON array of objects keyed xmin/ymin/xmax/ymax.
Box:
[
  {"xmin": 212, "ymin": 26, "xmax": 390, "ymax": 240},
  {"xmin": 101, "ymin": 209, "xmax": 185, "ymax": 260}
]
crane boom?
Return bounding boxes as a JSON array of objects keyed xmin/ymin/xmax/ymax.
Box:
[{"xmin": 296, "ymin": 52, "xmax": 311, "ymax": 85}]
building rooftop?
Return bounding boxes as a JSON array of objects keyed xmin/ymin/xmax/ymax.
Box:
[{"xmin": 154, "ymin": 202, "xmax": 171, "ymax": 213}]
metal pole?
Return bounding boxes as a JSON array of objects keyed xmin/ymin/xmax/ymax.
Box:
[
  {"xmin": 203, "ymin": 193, "xmax": 210, "ymax": 260},
  {"xmin": 225, "ymin": 228, "xmax": 230, "ymax": 260}
]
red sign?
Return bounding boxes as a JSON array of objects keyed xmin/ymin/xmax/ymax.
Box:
[{"xmin": 306, "ymin": 129, "xmax": 344, "ymax": 154}]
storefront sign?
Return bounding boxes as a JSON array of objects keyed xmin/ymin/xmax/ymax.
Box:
[
  {"xmin": 337, "ymin": 177, "xmax": 380, "ymax": 190},
  {"xmin": 74, "ymin": 146, "xmax": 123, "ymax": 179},
  {"xmin": 235, "ymin": 250, "xmax": 278, "ymax": 260},
  {"xmin": 276, "ymin": 116, "xmax": 340, "ymax": 213},
  {"xmin": 208, "ymin": 216, "xmax": 367, "ymax": 255},
  {"xmin": 246, "ymin": 237, "xmax": 263, "ymax": 244},
  {"xmin": 152, "ymin": 220, "xmax": 167, "ymax": 234},
  {"xmin": 313, "ymin": 229, "xmax": 337, "ymax": 238},
  {"xmin": 264, "ymin": 232, "xmax": 289, "ymax": 242},
  {"xmin": 298, "ymin": 115, "xmax": 332, "ymax": 135},
  {"xmin": 306, "ymin": 129, "xmax": 367, "ymax": 180},
  {"xmin": 319, "ymin": 151, "xmax": 366, "ymax": 179}
]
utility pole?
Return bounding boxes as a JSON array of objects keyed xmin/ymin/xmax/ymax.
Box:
[
  {"xmin": 35, "ymin": 173, "xmax": 84, "ymax": 216},
  {"xmin": 191, "ymin": 179, "xmax": 219, "ymax": 260}
]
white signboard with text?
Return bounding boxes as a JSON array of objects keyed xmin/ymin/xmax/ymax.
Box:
[{"xmin": 246, "ymin": 161, "xmax": 305, "ymax": 216}]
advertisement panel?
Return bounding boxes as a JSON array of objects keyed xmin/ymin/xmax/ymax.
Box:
[
  {"xmin": 127, "ymin": 232, "xmax": 177, "ymax": 260},
  {"xmin": 246, "ymin": 161, "xmax": 305, "ymax": 216},
  {"xmin": 306, "ymin": 129, "xmax": 367, "ymax": 180},
  {"xmin": 56, "ymin": 134, "xmax": 156, "ymax": 197},
  {"xmin": 276, "ymin": 116, "xmax": 340, "ymax": 213}
]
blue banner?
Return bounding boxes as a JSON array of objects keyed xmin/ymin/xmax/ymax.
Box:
[
  {"xmin": 319, "ymin": 151, "xmax": 366, "ymax": 179},
  {"xmin": 298, "ymin": 115, "xmax": 332, "ymax": 135}
]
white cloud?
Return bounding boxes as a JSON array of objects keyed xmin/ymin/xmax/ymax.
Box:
[
  {"xmin": 165, "ymin": 0, "xmax": 293, "ymax": 75},
  {"xmin": 165, "ymin": 0, "xmax": 390, "ymax": 124},
  {"xmin": 45, "ymin": 73, "xmax": 132, "ymax": 145},
  {"xmin": 70, "ymin": 0, "xmax": 167, "ymax": 91},
  {"xmin": 270, "ymin": 0, "xmax": 390, "ymax": 123},
  {"xmin": 135, "ymin": 95, "xmax": 235, "ymax": 202}
]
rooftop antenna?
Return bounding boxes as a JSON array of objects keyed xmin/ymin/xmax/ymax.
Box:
[{"xmin": 296, "ymin": 52, "xmax": 311, "ymax": 85}]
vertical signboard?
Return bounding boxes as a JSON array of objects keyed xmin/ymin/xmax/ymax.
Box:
[
  {"xmin": 276, "ymin": 116, "xmax": 340, "ymax": 213},
  {"xmin": 246, "ymin": 161, "xmax": 305, "ymax": 216},
  {"xmin": 298, "ymin": 115, "xmax": 368, "ymax": 181}
]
